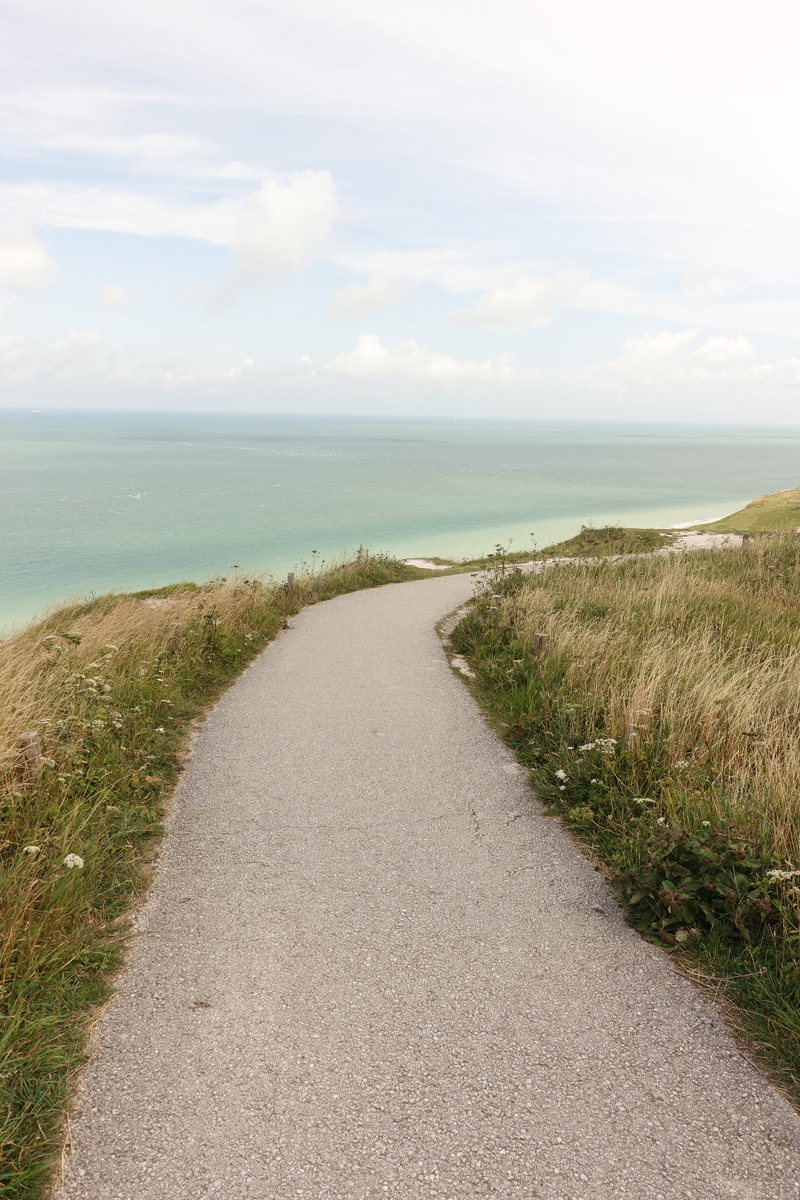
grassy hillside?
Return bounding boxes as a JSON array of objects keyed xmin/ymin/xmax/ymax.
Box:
[
  {"xmin": 534, "ymin": 524, "xmax": 672, "ymax": 558},
  {"xmin": 451, "ymin": 531, "xmax": 800, "ymax": 1099},
  {"xmin": 704, "ymin": 486, "xmax": 800, "ymax": 533}
]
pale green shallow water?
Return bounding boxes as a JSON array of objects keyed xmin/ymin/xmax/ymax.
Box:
[{"xmin": 3, "ymin": 410, "xmax": 800, "ymax": 632}]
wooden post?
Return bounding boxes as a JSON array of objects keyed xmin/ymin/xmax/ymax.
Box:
[
  {"xmin": 168, "ymin": 622, "xmax": 183, "ymax": 652},
  {"xmin": 287, "ymin": 572, "xmax": 295, "ymax": 587},
  {"xmin": 742, "ymin": 533, "xmax": 750, "ymax": 544},
  {"xmin": 16, "ymin": 731, "xmax": 42, "ymax": 791},
  {"xmin": 533, "ymin": 633, "xmax": 548, "ymax": 657}
]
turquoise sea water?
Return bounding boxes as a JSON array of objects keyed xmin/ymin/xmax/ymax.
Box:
[{"xmin": 3, "ymin": 410, "xmax": 800, "ymax": 632}]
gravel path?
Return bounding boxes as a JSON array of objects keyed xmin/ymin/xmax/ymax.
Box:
[{"xmin": 57, "ymin": 575, "xmax": 800, "ymax": 1200}]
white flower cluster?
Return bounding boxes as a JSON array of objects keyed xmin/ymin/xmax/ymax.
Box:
[
  {"xmin": 69, "ymin": 671, "xmax": 112, "ymax": 697},
  {"xmin": 555, "ymin": 769, "xmax": 568, "ymax": 781},
  {"xmin": 63, "ymin": 853, "xmax": 84, "ymax": 869},
  {"xmin": 766, "ymin": 867, "xmax": 800, "ymax": 882},
  {"xmin": 578, "ymin": 738, "xmax": 617, "ymax": 756},
  {"xmin": 633, "ymin": 797, "xmax": 655, "ymax": 805}
]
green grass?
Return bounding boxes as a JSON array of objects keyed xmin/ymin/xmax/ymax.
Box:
[
  {"xmin": 449, "ymin": 534, "xmax": 800, "ymax": 1102},
  {"xmin": 535, "ymin": 524, "xmax": 673, "ymax": 558},
  {"xmin": 0, "ymin": 551, "xmax": 424, "ymax": 1198},
  {"xmin": 704, "ymin": 486, "xmax": 800, "ymax": 533}
]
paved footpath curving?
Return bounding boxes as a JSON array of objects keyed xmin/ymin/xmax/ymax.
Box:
[{"xmin": 58, "ymin": 576, "xmax": 800, "ymax": 1200}]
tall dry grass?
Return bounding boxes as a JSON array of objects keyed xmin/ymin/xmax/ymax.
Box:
[
  {"xmin": 495, "ymin": 534, "xmax": 800, "ymax": 863},
  {"xmin": 1, "ymin": 579, "xmax": 264, "ymax": 779}
]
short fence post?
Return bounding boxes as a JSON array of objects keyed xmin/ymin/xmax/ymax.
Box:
[
  {"xmin": 533, "ymin": 633, "xmax": 548, "ymax": 657},
  {"xmin": 168, "ymin": 622, "xmax": 183, "ymax": 652},
  {"xmin": 16, "ymin": 731, "xmax": 42, "ymax": 791},
  {"xmin": 287, "ymin": 572, "xmax": 295, "ymax": 587},
  {"xmin": 742, "ymin": 533, "xmax": 750, "ymax": 544}
]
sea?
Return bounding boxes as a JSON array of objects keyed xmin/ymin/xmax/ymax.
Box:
[{"xmin": 3, "ymin": 409, "xmax": 800, "ymax": 633}]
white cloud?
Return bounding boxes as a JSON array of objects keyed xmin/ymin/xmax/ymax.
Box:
[
  {"xmin": 1, "ymin": 320, "xmax": 798, "ymax": 423},
  {"xmin": 331, "ymin": 273, "xmax": 414, "ymax": 318},
  {"xmin": 99, "ymin": 284, "xmax": 139, "ymax": 307},
  {"xmin": 323, "ymin": 334, "xmax": 515, "ymax": 383},
  {"xmin": 681, "ymin": 273, "xmax": 739, "ymax": 304},
  {"xmin": 451, "ymin": 269, "xmax": 591, "ymax": 327},
  {"xmin": 0, "ymin": 183, "xmax": 239, "ymax": 244},
  {"xmin": 566, "ymin": 329, "xmax": 768, "ymax": 395},
  {"xmin": 162, "ymin": 357, "xmax": 272, "ymax": 390},
  {"xmin": 224, "ymin": 171, "xmax": 338, "ymax": 293},
  {"xmin": 0, "ymin": 327, "xmax": 106, "ymax": 379},
  {"xmin": 334, "ymin": 249, "xmax": 503, "ymax": 295},
  {"xmin": 690, "ymin": 335, "xmax": 755, "ymax": 368},
  {"xmin": 613, "ymin": 328, "xmax": 701, "ymax": 379},
  {"xmin": 0, "ymin": 220, "xmax": 56, "ymax": 291}
]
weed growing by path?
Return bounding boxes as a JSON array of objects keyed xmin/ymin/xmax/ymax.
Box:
[
  {"xmin": 0, "ymin": 550, "xmax": 420, "ymax": 1198},
  {"xmin": 451, "ymin": 533, "xmax": 800, "ymax": 1098}
]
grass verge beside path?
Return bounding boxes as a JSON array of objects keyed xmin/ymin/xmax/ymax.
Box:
[
  {"xmin": 0, "ymin": 551, "xmax": 424, "ymax": 1199},
  {"xmin": 449, "ymin": 533, "xmax": 800, "ymax": 1102}
]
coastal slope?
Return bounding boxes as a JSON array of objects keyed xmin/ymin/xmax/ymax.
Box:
[{"xmin": 704, "ymin": 486, "xmax": 800, "ymax": 533}]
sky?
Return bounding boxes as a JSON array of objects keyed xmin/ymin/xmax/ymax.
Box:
[{"xmin": 1, "ymin": 0, "xmax": 799, "ymax": 420}]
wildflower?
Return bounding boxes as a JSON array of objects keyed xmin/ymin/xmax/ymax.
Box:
[
  {"xmin": 567, "ymin": 745, "xmax": 574, "ymax": 750},
  {"xmin": 555, "ymin": 769, "xmax": 568, "ymax": 781},
  {"xmin": 766, "ymin": 868, "xmax": 800, "ymax": 882},
  {"xmin": 132, "ymin": 706, "xmax": 141, "ymax": 712},
  {"xmin": 99, "ymin": 645, "xmax": 118, "ymax": 654},
  {"xmin": 675, "ymin": 760, "xmax": 689, "ymax": 769},
  {"xmin": 22, "ymin": 845, "xmax": 40, "ymax": 858},
  {"xmin": 657, "ymin": 817, "xmax": 666, "ymax": 825},
  {"xmin": 559, "ymin": 785, "xmax": 566, "ymax": 791},
  {"xmin": 41, "ymin": 756, "xmax": 57, "ymax": 768},
  {"xmin": 156, "ymin": 726, "xmax": 166, "ymax": 734},
  {"xmin": 633, "ymin": 797, "xmax": 655, "ymax": 804},
  {"xmin": 702, "ymin": 820, "xmax": 711, "ymax": 827},
  {"xmin": 63, "ymin": 853, "xmax": 84, "ymax": 869},
  {"xmin": 578, "ymin": 743, "xmax": 596, "ymax": 752},
  {"xmin": 636, "ymin": 709, "xmax": 651, "ymax": 716},
  {"xmin": 590, "ymin": 778, "xmax": 598, "ymax": 784}
]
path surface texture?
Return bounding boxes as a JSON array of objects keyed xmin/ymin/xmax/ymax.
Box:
[{"xmin": 58, "ymin": 576, "xmax": 800, "ymax": 1200}]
